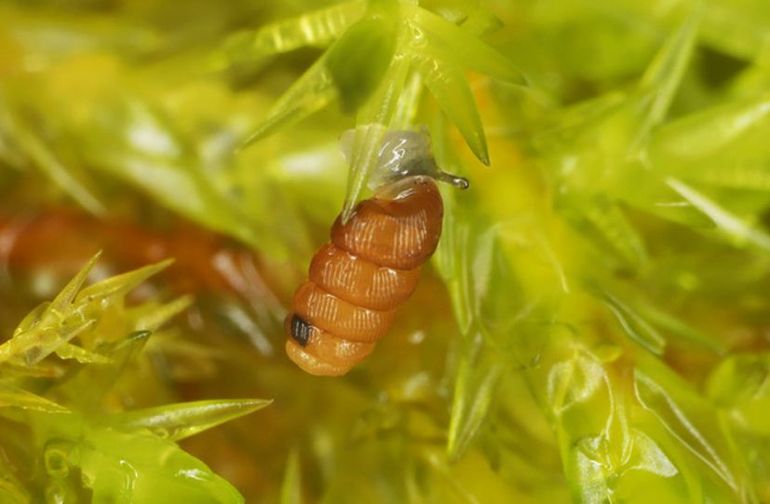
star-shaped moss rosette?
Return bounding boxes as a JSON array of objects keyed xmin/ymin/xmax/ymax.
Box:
[
  {"xmin": 0, "ymin": 253, "xmax": 270, "ymax": 502},
  {"xmin": 228, "ymin": 0, "xmax": 526, "ymax": 219}
]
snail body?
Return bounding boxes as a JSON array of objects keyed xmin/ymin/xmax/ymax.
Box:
[{"xmin": 285, "ymin": 130, "xmax": 467, "ymax": 376}]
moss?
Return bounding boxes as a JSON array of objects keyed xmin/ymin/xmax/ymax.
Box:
[{"xmin": 1, "ymin": 0, "xmax": 770, "ymax": 502}]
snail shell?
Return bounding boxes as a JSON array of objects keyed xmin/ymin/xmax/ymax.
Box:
[{"xmin": 285, "ymin": 176, "xmax": 443, "ymax": 376}]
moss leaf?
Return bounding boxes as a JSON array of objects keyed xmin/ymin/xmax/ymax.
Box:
[
  {"xmin": 279, "ymin": 448, "xmax": 303, "ymax": 504},
  {"xmin": 411, "ymin": 6, "xmax": 526, "ymax": 86},
  {"xmin": 326, "ymin": 15, "xmax": 397, "ymax": 113},
  {"xmin": 415, "ymin": 49, "xmax": 489, "ymax": 164},
  {"xmin": 628, "ymin": 14, "xmax": 700, "ymax": 156},
  {"xmin": 224, "ymin": 1, "xmax": 365, "ymax": 63},
  {"xmin": 109, "ymin": 398, "xmax": 272, "ymax": 441},
  {"xmin": 75, "ymin": 427, "xmax": 245, "ymax": 503},
  {"xmin": 0, "ymin": 384, "xmax": 69, "ymax": 413},
  {"xmin": 241, "ymin": 55, "xmax": 337, "ymax": 147},
  {"xmin": 667, "ymin": 177, "xmax": 770, "ymax": 252},
  {"xmin": 447, "ymin": 339, "xmax": 503, "ymax": 459}
]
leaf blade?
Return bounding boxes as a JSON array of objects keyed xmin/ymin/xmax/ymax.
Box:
[{"xmin": 110, "ymin": 398, "xmax": 272, "ymax": 441}]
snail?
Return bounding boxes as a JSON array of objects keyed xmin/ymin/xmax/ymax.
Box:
[{"xmin": 285, "ymin": 129, "xmax": 468, "ymax": 376}]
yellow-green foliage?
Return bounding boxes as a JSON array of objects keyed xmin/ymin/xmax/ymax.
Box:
[
  {"xmin": 2, "ymin": 0, "xmax": 770, "ymax": 503},
  {"xmin": 0, "ymin": 255, "xmax": 269, "ymax": 502}
]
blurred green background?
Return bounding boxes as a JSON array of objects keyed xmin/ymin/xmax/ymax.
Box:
[{"xmin": 1, "ymin": 0, "xmax": 770, "ymax": 502}]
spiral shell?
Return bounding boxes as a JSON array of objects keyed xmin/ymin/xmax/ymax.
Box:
[
  {"xmin": 285, "ymin": 175, "xmax": 445, "ymax": 376},
  {"xmin": 284, "ymin": 129, "xmax": 468, "ymax": 376}
]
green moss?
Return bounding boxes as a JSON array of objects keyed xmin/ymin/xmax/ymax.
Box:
[
  {"xmin": 2, "ymin": 0, "xmax": 770, "ymax": 502},
  {"xmin": 0, "ymin": 255, "xmax": 268, "ymax": 502}
]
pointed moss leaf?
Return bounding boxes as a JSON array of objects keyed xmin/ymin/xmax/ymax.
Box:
[
  {"xmin": 0, "ymin": 384, "xmax": 69, "ymax": 413},
  {"xmin": 411, "ymin": 6, "xmax": 527, "ymax": 86},
  {"xmin": 57, "ymin": 331, "xmax": 151, "ymax": 412},
  {"xmin": 447, "ymin": 341, "xmax": 503, "ymax": 460},
  {"xmin": 46, "ymin": 251, "xmax": 102, "ymax": 315},
  {"xmin": 651, "ymin": 95, "xmax": 770, "ymax": 160},
  {"xmin": 470, "ymin": 225, "xmax": 496, "ymax": 319},
  {"xmin": 110, "ymin": 398, "xmax": 271, "ymax": 441},
  {"xmin": 0, "ymin": 98, "xmax": 105, "ymax": 215},
  {"xmin": 341, "ymin": 123, "xmax": 387, "ymax": 222},
  {"xmin": 130, "ymin": 296, "xmax": 194, "ymax": 332},
  {"xmin": 356, "ymin": 50, "xmax": 412, "ymax": 126},
  {"xmin": 0, "ymin": 318, "xmax": 94, "ymax": 366},
  {"xmin": 634, "ymin": 301, "xmax": 725, "ymax": 354},
  {"xmin": 431, "ymin": 123, "xmax": 477, "ymax": 335},
  {"xmin": 436, "ymin": 177, "xmax": 529, "ymax": 458},
  {"xmin": 12, "ymin": 302, "xmax": 49, "ymax": 335},
  {"xmin": 667, "ymin": 178, "xmax": 770, "ymax": 252},
  {"xmin": 326, "ymin": 16, "xmax": 397, "ymax": 113},
  {"xmin": 75, "ymin": 258, "xmax": 173, "ymax": 303},
  {"xmin": 390, "ymin": 73, "xmax": 424, "ymax": 129},
  {"xmin": 0, "ymin": 253, "xmax": 101, "ymax": 365},
  {"xmin": 471, "ymin": 225, "xmax": 528, "ymax": 345},
  {"xmin": 415, "ymin": 50, "xmax": 489, "ymax": 164},
  {"xmin": 279, "ymin": 448, "xmax": 302, "ymax": 504},
  {"xmin": 341, "ymin": 55, "xmax": 410, "ymax": 220},
  {"xmin": 634, "ymin": 368, "xmax": 739, "ymax": 491},
  {"xmin": 225, "ymin": 1, "xmax": 365, "ymax": 62},
  {"xmin": 113, "ymin": 330, "xmax": 153, "ymax": 352},
  {"xmin": 21, "ymin": 132, "xmax": 106, "ymax": 215},
  {"xmin": 54, "ymin": 342, "xmax": 111, "ymax": 364},
  {"xmin": 638, "ymin": 13, "xmax": 699, "ymax": 99},
  {"xmin": 600, "ymin": 291, "xmax": 666, "ymax": 355},
  {"xmin": 433, "ymin": 206, "xmax": 473, "ymax": 335},
  {"xmin": 356, "ymin": 53, "xmax": 417, "ymax": 122},
  {"xmin": 77, "ymin": 428, "xmax": 244, "ymax": 503},
  {"xmin": 242, "ymin": 56, "xmax": 337, "ymax": 147},
  {"xmin": 628, "ymin": 14, "xmax": 699, "ymax": 156}
]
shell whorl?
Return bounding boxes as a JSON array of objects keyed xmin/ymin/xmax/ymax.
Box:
[{"xmin": 285, "ymin": 176, "xmax": 443, "ymax": 376}]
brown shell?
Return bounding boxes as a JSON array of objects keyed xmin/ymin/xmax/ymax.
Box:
[
  {"xmin": 285, "ymin": 175, "xmax": 444, "ymax": 376},
  {"xmin": 292, "ymin": 281, "xmax": 396, "ymax": 342},
  {"xmin": 331, "ymin": 178, "xmax": 443, "ymax": 270},
  {"xmin": 284, "ymin": 319, "xmax": 374, "ymax": 369},
  {"xmin": 309, "ymin": 244, "xmax": 421, "ymax": 310}
]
